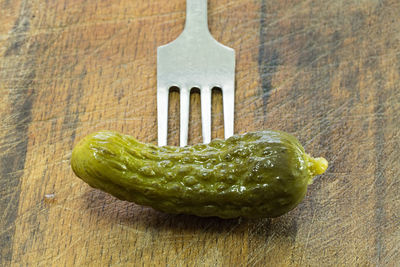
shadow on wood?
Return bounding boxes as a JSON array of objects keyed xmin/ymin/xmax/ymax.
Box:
[{"xmin": 80, "ymin": 187, "xmax": 298, "ymax": 241}]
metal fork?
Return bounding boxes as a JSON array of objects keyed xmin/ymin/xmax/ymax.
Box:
[{"xmin": 157, "ymin": 0, "xmax": 235, "ymax": 147}]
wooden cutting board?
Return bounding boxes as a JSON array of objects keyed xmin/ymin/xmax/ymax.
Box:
[{"xmin": 1, "ymin": 0, "xmax": 399, "ymax": 265}]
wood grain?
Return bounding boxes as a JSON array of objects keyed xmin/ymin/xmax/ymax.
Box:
[{"xmin": 1, "ymin": 0, "xmax": 399, "ymax": 266}]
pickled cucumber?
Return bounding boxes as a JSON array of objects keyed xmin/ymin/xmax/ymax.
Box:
[{"xmin": 71, "ymin": 130, "xmax": 327, "ymax": 218}]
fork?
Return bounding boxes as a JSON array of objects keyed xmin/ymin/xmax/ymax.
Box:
[{"xmin": 157, "ymin": 0, "xmax": 235, "ymax": 147}]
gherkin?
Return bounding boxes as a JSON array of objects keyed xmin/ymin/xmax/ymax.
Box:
[{"xmin": 71, "ymin": 130, "xmax": 328, "ymax": 219}]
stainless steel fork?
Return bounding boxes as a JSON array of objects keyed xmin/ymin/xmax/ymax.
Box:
[{"xmin": 157, "ymin": 0, "xmax": 235, "ymax": 147}]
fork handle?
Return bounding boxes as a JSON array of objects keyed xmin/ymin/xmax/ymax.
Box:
[{"xmin": 184, "ymin": 0, "xmax": 209, "ymax": 34}]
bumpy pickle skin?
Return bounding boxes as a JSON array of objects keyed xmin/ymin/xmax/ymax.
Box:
[{"xmin": 71, "ymin": 130, "xmax": 328, "ymax": 219}]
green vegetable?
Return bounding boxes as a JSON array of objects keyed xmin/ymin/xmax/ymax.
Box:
[{"xmin": 71, "ymin": 130, "xmax": 327, "ymax": 218}]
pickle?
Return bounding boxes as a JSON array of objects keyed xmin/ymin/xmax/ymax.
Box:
[{"xmin": 71, "ymin": 130, "xmax": 327, "ymax": 218}]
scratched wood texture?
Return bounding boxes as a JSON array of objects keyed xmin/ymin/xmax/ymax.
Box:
[{"xmin": 1, "ymin": 0, "xmax": 399, "ymax": 266}]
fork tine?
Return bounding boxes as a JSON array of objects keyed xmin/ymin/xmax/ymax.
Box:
[
  {"xmin": 157, "ymin": 86, "xmax": 169, "ymax": 146},
  {"xmin": 201, "ymin": 86, "xmax": 211, "ymax": 144},
  {"xmin": 223, "ymin": 85, "xmax": 235, "ymax": 139},
  {"xmin": 180, "ymin": 87, "xmax": 190, "ymax": 147}
]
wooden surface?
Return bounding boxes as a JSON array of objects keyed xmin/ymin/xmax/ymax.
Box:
[{"xmin": 1, "ymin": 0, "xmax": 399, "ymax": 266}]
